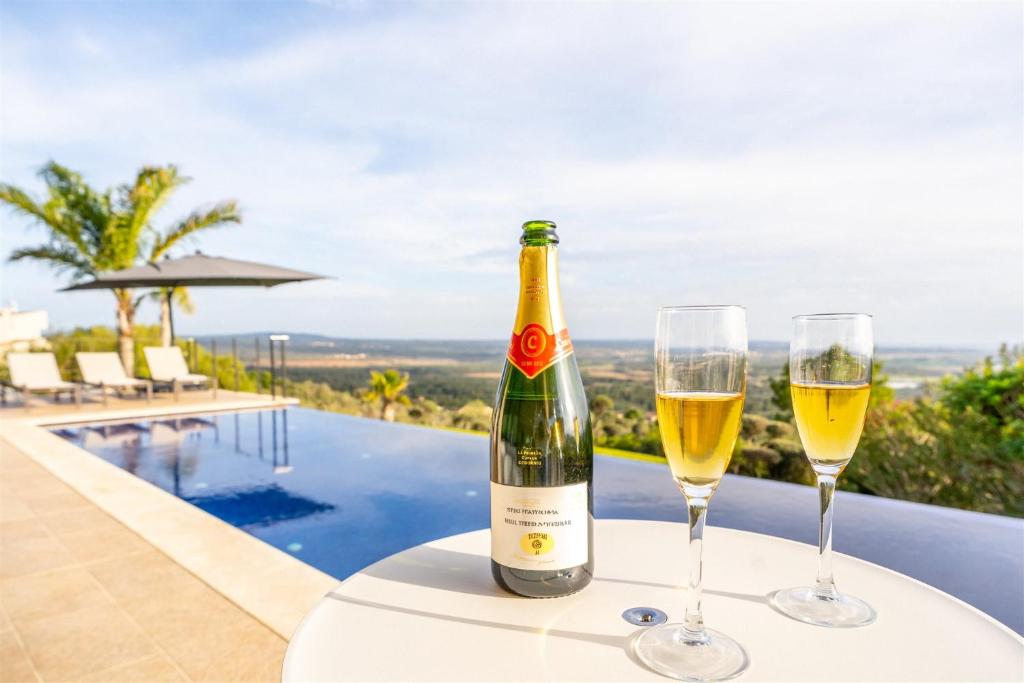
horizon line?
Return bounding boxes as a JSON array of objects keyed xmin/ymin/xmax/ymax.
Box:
[{"xmin": 158, "ymin": 330, "xmax": 1000, "ymax": 352}]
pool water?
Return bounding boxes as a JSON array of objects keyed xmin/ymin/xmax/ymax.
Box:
[{"xmin": 54, "ymin": 407, "xmax": 1024, "ymax": 634}]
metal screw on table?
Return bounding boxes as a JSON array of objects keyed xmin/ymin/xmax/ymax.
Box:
[{"xmin": 622, "ymin": 607, "xmax": 668, "ymax": 627}]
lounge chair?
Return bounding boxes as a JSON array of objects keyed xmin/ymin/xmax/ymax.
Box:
[
  {"xmin": 75, "ymin": 352, "xmax": 153, "ymax": 406},
  {"xmin": 143, "ymin": 346, "xmax": 215, "ymax": 401},
  {"xmin": 2, "ymin": 352, "xmax": 81, "ymax": 408}
]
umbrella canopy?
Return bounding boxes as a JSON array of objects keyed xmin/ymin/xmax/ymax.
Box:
[
  {"xmin": 62, "ymin": 252, "xmax": 326, "ymax": 344},
  {"xmin": 62, "ymin": 252, "xmax": 324, "ymax": 290}
]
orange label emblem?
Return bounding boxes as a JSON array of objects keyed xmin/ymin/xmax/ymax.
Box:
[{"xmin": 508, "ymin": 323, "xmax": 573, "ymax": 379}]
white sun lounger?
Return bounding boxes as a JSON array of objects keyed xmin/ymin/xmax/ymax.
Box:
[
  {"xmin": 2, "ymin": 352, "xmax": 81, "ymax": 408},
  {"xmin": 143, "ymin": 347, "xmax": 215, "ymax": 401},
  {"xmin": 75, "ymin": 352, "xmax": 152, "ymax": 406}
]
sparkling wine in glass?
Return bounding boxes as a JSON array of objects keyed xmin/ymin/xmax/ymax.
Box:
[
  {"xmin": 633, "ymin": 305, "xmax": 749, "ymax": 682},
  {"xmin": 771, "ymin": 313, "xmax": 876, "ymax": 628}
]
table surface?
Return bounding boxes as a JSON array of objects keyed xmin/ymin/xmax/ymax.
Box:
[{"xmin": 282, "ymin": 520, "xmax": 1023, "ymax": 682}]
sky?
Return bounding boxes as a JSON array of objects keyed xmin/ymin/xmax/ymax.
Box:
[{"xmin": 0, "ymin": 1, "xmax": 1021, "ymax": 347}]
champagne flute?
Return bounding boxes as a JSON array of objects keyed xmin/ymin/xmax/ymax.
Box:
[
  {"xmin": 771, "ymin": 313, "xmax": 876, "ymax": 628},
  {"xmin": 633, "ymin": 305, "xmax": 749, "ymax": 682}
]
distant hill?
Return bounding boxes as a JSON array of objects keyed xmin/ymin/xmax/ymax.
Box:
[
  {"xmin": 195, "ymin": 334, "xmax": 790, "ymax": 365},
  {"xmin": 196, "ymin": 332, "xmax": 982, "ymax": 361}
]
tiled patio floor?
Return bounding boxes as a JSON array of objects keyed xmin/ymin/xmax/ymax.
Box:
[{"xmin": 0, "ymin": 441, "xmax": 286, "ymax": 682}]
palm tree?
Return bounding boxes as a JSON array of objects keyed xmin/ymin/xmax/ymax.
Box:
[
  {"xmin": 363, "ymin": 369, "xmax": 411, "ymax": 422},
  {"xmin": 146, "ymin": 194, "xmax": 239, "ymax": 345},
  {"xmin": 1, "ymin": 162, "xmax": 240, "ymax": 374},
  {"xmin": 148, "ymin": 285, "xmax": 194, "ymax": 347}
]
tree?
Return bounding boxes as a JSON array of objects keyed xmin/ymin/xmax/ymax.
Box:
[
  {"xmin": 2, "ymin": 162, "xmax": 240, "ymax": 373},
  {"xmin": 363, "ymin": 369, "xmax": 411, "ymax": 422},
  {"xmin": 452, "ymin": 400, "xmax": 494, "ymax": 432},
  {"xmin": 147, "ymin": 287, "xmax": 195, "ymax": 347},
  {"xmin": 868, "ymin": 361, "xmax": 895, "ymax": 408},
  {"xmin": 589, "ymin": 394, "xmax": 615, "ymax": 416},
  {"xmin": 937, "ymin": 344, "xmax": 1023, "ymax": 458},
  {"xmin": 768, "ymin": 361, "xmax": 792, "ymax": 419},
  {"xmin": 147, "ymin": 193, "xmax": 239, "ymax": 345},
  {"xmin": 589, "ymin": 393, "xmax": 615, "ymax": 434}
]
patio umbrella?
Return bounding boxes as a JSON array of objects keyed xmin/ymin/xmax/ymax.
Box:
[{"xmin": 62, "ymin": 252, "xmax": 325, "ymax": 343}]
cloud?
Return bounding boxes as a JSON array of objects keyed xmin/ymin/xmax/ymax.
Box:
[{"xmin": 0, "ymin": 1, "xmax": 1020, "ymax": 345}]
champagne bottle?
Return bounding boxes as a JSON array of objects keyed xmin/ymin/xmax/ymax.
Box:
[{"xmin": 490, "ymin": 219, "xmax": 594, "ymax": 597}]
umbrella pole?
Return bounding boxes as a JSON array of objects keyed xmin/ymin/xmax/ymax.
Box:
[{"xmin": 167, "ymin": 287, "xmax": 176, "ymax": 346}]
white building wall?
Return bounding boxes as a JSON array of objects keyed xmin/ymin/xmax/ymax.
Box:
[{"xmin": 0, "ymin": 308, "xmax": 49, "ymax": 350}]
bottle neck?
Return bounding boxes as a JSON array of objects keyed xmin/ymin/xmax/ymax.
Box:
[{"xmin": 514, "ymin": 245, "xmax": 567, "ymax": 334}]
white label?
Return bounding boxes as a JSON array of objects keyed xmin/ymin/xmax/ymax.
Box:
[{"xmin": 490, "ymin": 481, "xmax": 589, "ymax": 571}]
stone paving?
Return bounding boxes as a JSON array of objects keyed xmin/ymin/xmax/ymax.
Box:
[{"xmin": 0, "ymin": 441, "xmax": 287, "ymax": 682}]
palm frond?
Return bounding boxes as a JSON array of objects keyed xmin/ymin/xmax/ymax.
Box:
[
  {"xmin": 0, "ymin": 181, "xmax": 88, "ymax": 256},
  {"xmin": 144, "ymin": 286, "xmax": 195, "ymax": 314},
  {"xmin": 37, "ymin": 161, "xmax": 110, "ymax": 254},
  {"xmin": 0, "ymin": 184, "xmax": 52, "ymax": 225},
  {"xmin": 128, "ymin": 166, "xmax": 186, "ymax": 230},
  {"xmin": 174, "ymin": 286, "xmax": 195, "ymax": 314},
  {"xmin": 366, "ymin": 369, "xmax": 410, "ymax": 400},
  {"xmin": 150, "ymin": 200, "xmax": 241, "ymax": 260},
  {"xmin": 110, "ymin": 165, "xmax": 188, "ymax": 268},
  {"xmin": 7, "ymin": 244, "xmax": 94, "ymax": 280},
  {"xmin": 38, "ymin": 161, "xmax": 86, "ymax": 192}
]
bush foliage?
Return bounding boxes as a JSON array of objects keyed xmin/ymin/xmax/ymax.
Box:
[
  {"xmin": 39, "ymin": 326, "xmax": 262, "ymax": 393},
  {"xmin": 844, "ymin": 345, "xmax": 1023, "ymax": 516}
]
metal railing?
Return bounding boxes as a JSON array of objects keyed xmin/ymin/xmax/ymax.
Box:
[
  {"xmin": 183, "ymin": 334, "xmax": 289, "ymax": 398},
  {"xmin": 268, "ymin": 334, "xmax": 289, "ymax": 399},
  {"xmin": 3, "ymin": 334, "xmax": 291, "ymax": 407}
]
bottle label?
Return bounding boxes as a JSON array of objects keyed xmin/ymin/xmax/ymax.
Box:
[
  {"xmin": 490, "ymin": 481, "xmax": 589, "ymax": 571},
  {"xmin": 507, "ymin": 323, "xmax": 574, "ymax": 379},
  {"xmin": 507, "ymin": 245, "xmax": 573, "ymax": 379}
]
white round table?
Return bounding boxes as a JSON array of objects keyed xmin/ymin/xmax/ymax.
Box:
[{"xmin": 283, "ymin": 520, "xmax": 1023, "ymax": 682}]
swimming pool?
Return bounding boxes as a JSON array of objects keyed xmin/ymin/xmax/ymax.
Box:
[{"xmin": 54, "ymin": 407, "xmax": 1024, "ymax": 634}]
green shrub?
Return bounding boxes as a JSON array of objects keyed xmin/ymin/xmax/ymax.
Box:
[
  {"xmin": 845, "ymin": 348, "xmax": 1024, "ymax": 516},
  {"xmin": 741, "ymin": 414, "xmax": 770, "ymax": 438}
]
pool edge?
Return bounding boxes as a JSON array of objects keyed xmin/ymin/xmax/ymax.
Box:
[{"xmin": 0, "ymin": 402, "xmax": 338, "ymax": 641}]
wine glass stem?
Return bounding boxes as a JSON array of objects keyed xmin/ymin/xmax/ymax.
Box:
[
  {"xmin": 814, "ymin": 473, "xmax": 838, "ymax": 598},
  {"xmin": 685, "ymin": 496, "xmax": 709, "ymax": 637}
]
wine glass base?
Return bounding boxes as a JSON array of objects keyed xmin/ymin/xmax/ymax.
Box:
[
  {"xmin": 771, "ymin": 586, "xmax": 876, "ymax": 628},
  {"xmin": 632, "ymin": 624, "xmax": 749, "ymax": 682}
]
